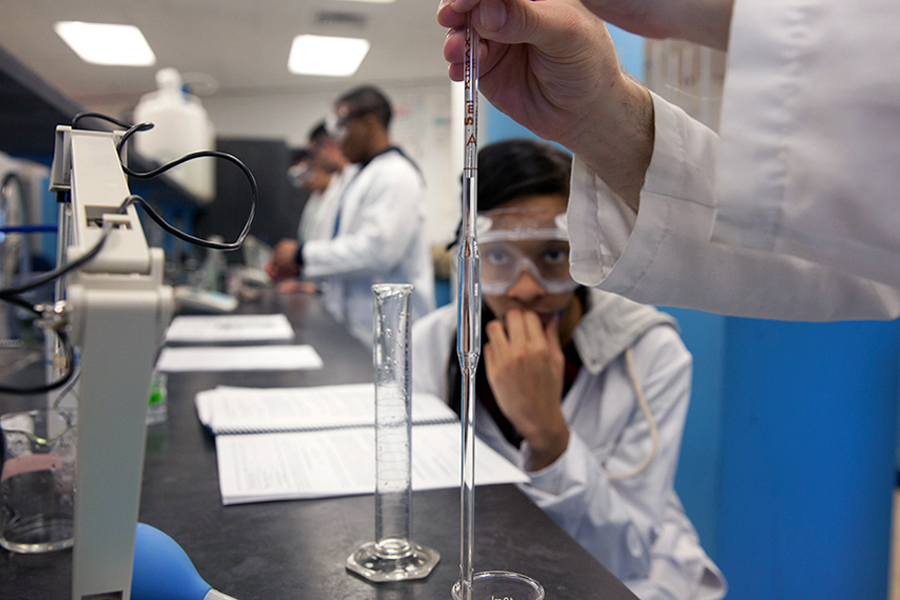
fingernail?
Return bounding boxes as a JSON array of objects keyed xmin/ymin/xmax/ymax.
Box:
[
  {"xmin": 437, "ymin": 0, "xmax": 451, "ymax": 13},
  {"xmin": 480, "ymin": 0, "xmax": 508, "ymax": 31}
]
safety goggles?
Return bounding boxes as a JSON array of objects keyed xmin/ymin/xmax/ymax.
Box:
[
  {"xmin": 325, "ymin": 107, "xmax": 374, "ymax": 144},
  {"xmin": 287, "ymin": 162, "xmax": 311, "ymax": 187},
  {"xmin": 475, "ymin": 207, "xmax": 578, "ymax": 295}
]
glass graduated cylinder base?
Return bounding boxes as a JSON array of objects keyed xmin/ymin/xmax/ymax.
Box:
[
  {"xmin": 452, "ymin": 571, "xmax": 545, "ymax": 600},
  {"xmin": 346, "ymin": 538, "xmax": 440, "ymax": 582}
]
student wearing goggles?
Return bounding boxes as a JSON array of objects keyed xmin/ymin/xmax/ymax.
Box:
[
  {"xmin": 412, "ymin": 139, "xmax": 725, "ymax": 600},
  {"xmin": 477, "ymin": 207, "xmax": 578, "ymax": 296}
]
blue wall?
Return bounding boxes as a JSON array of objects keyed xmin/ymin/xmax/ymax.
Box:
[
  {"xmin": 658, "ymin": 308, "xmax": 726, "ymax": 557},
  {"xmin": 482, "ymin": 26, "xmax": 900, "ymax": 600},
  {"xmin": 717, "ymin": 318, "xmax": 899, "ymax": 600}
]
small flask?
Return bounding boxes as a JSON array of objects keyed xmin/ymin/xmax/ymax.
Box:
[{"xmin": 146, "ymin": 369, "xmax": 168, "ymax": 426}]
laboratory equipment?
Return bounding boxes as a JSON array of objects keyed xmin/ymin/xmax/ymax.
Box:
[
  {"xmin": 132, "ymin": 523, "xmax": 238, "ymax": 600},
  {"xmin": 455, "ymin": 16, "xmax": 544, "ymax": 600},
  {"xmin": 146, "ymin": 368, "xmax": 168, "ymax": 426},
  {"xmin": 0, "ymin": 408, "xmax": 76, "ymax": 554},
  {"xmin": 49, "ymin": 124, "xmax": 175, "ymax": 600},
  {"xmin": 346, "ymin": 284, "xmax": 440, "ymax": 581},
  {"xmin": 133, "ymin": 68, "xmax": 216, "ymax": 202},
  {"xmin": 477, "ymin": 208, "xmax": 578, "ymax": 295},
  {"xmin": 452, "ymin": 571, "xmax": 544, "ymax": 600}
]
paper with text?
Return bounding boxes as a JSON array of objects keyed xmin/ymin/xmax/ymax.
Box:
[
  {"xmin": 164, "ymin": 314, "xmax": 295, "ymax": 343},
  {"xmin": 195, "ymin": 383, "xmax": 457, "ymax": 434},
  {"xmin": 156, "ymin": 345, "xmax": 323, "ymax": 373},
  {"xmin": 215, "ymin": 422, "xmax": 529, "ymax": 504}
]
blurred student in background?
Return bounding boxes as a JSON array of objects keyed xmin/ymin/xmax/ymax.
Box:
[{"xmin": 268, "ymin": 86, "xmax": 434, "ymax": 345}]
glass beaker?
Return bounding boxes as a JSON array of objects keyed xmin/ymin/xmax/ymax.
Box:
[
  {"xmin": 0, "ymin": 408, "xmax": 77, "ymax": 553},
  {"xmin": 452, "ymin": 571, "xmax": 545, "ymax": 600},
  {"xmin": 346, "ymin": 284, "xmax": 440, "ymax": 582}
]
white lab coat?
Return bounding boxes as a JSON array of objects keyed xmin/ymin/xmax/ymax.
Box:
[
  {"xmin": 302, "ymin": 150, "xmax": 435, "ymax": 345},
  {"xmin": 297, "ymin": 166, "xmax": 358, "ymax": 244},
  {"xmin": 411, "ymin": 290, "xmax": 726, "ymax": 600},
  {"xmin": 567, "ymin": 0, "xmax": 900, "ymax": 320},
  {"xmin": 568, "ymin": 93, "xmax": 900, "ymax": 321},
  {"xmin": 714, "ymin": 0, "xmax": 900, "ymax": 287}
]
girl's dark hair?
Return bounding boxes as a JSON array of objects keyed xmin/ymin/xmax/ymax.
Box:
[
  {"xmin": 452, "ymin": 138, "xmax": 572, "ymax": 246},
  {"xmin": 477, "ymin": 138, "xmax": 572, "ymax": 212}
]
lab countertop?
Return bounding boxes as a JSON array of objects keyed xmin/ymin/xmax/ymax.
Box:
[{"xmin": 0, "ymin": 290, "xmax": 637, "ymax": 600}]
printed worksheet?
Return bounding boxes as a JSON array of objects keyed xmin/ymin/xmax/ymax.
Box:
[
  {"xmin": 195, "ymin": 383, "xmax": 457, "ymax": 434},
  {"xmin": 214, "ymin": 422, "xmax": 529, "ymax": 505},
  {"xmin": 156, "ymin": 345, "xmax": 323, "ymax": 372},
  {"xmin": 164, "ymin": 314, "xmax": 295, "ymax": 343}
]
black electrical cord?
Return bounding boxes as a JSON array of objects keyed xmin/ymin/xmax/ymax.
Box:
[
  {"xmin": 71, "ymin": 112, "xmax": 133, "ymax": 130},
  {"xmin": 80, "ymin": 112, "xmax": 259, "ymax": 251},
  {"xmin": 0, "ymin": 112, "xmax": 258, "ymax": 395},
  {"xmin": 0, "ymin": 216, "xmax": 112, "ymax": 300},
  {"xmin": 0, "ymin": 328, "xmax": 76, "ymax": 395}
]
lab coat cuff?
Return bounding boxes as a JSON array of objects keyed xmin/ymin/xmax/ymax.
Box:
[
  {"xmin": 524, "ymin": 433, "xmax": 591, "ymax": 496},
  {"xmin": 568, "ymin": 93, "xmax": 718, "ymax": 293},
  {"xmin": 641, "ymin": 91, "xmax": 718, "ymax": 209},
  {"xmin": 568, "ymin": 157, "xmax": 633, "ymax": 287},
  {"xmin": 294, "ymin": 243, "xmax": 305, "ymax": 269}
]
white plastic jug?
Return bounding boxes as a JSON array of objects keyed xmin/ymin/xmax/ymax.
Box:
[{"xmin": 133, "ymin": 68, "xmax": 216, "ymax": 202}]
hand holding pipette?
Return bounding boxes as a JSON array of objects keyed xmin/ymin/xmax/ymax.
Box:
[{"xmin": 437, "ymin": 0, "xmax": 653, "ymax": 206}]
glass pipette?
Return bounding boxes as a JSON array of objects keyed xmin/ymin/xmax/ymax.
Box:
[
  {"xmin": 456, "ymin": 13, "xmax": 480, "ymax": 600},
  {"xmin": 452, "ymin": 16, "xmax": 545, "ymax": 600}
]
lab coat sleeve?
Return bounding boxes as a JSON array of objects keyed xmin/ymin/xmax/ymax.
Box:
[
  {"xmin": 567, "ymin": 92, "xmax": 900, "ymax": 322},
  {"xmin": 301, "ymin": 160, "xmax": 423, "ymax": 279},
  {"xmin": 714, "ymin": 0, "xmax": 900, "ymax": 287},
  {"xmin": 410, "ymin": 306, "xmax": 455, "ymax": 402},
  {"xmin": 522, "ymin": 327, "xmax": 692, "ymax": 587}
]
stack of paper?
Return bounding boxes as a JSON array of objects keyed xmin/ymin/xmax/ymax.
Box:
[
  {"xmin": 197, "ymin": 383, "xmax": 529, "ymax": 505},
  {"xmin": 196, "ymin": 383, "xmax": 458, "ymax": 433},
  {"xmin": 156, "ymin": 314, "xmax": 322, "ymax": 373},
  {"xmin": 156, "ymin": 345, "xmax": 323, "ymax": 373},
  {"xmin": 165, "ymin": 314, "xmax": 295, "ymax": 344}
]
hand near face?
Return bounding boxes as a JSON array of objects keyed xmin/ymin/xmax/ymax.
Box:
[{"xmin": 484, "ymin": 309, "xmax": 570, "ymax": 471}]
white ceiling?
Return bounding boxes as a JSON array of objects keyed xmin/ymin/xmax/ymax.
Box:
[{"xmin": 0, "ymin": 0, "xmax": 450, "ymax": 109}]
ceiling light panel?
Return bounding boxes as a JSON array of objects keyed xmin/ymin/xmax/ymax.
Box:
[
  {"xmin": 288, "ymin": 35, "xmax": 370, "ymax": 77},
  {"xmin": 55, "ymin": 21, "xmax": 156, "ymax": 67}
]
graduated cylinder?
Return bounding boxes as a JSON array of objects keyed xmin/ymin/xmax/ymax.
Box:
[{"xmin": 345, "ymin": 283, "xmax": 439, "ymax": 582}]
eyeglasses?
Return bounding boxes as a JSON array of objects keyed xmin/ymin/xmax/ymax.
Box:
[
  {"xmin": 474, "ymin": 207, "xmax": 577, "ymax": 295},
  {"xmin": 288, "ymin": 162, "xmax": 311, "ymax": 187},
  {"xmin": 325, "ymin": 106, "xmax": 374, "ymax": 143}
]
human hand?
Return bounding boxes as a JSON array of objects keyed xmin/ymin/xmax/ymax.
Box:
[
  {"xmin": 264, "ymin": 262, "xmax": 299, "ymax": 282},
  {"xmin": 438, "ymin": 0, "xmax": 654, "ymax": 207},
  {"xmin": 275, "ymin": 279, "xmax": 318, "ymax": 294},
  {"xmin": 271, "ymin": 239, "xmax": 300, "ymax": 270},
  {"xmin": 484, "ymin": 309, "xmax": 569, "ymax": 471},
  {"xmin": 577, "ymin": 0, "xmax": 734, "ymax": 50},
  {"xmin": 442, "ymin": 0, "xmax": 733, "ymax": 51}
]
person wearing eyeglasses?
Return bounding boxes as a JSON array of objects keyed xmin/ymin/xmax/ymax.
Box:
[
  {"xmin": 412, "ymin": 139, "xmax": 726, "ymax": 600},
  {"xmin": 268, "ymin": 124, "xmax": 354, "ymax": 292},
  {"xmin": 268, "ymin": 86, "xmax": 435, "ymax": 345}
]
